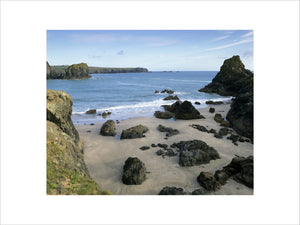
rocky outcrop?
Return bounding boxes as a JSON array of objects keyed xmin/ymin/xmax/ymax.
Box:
[
  {"xmin": 171, "ymin": 140, "xmax": 220, "ymax": 167},
  {"xmin": 197, "ymin": 172, "xmax": 221, "ymax": 191},
  {"xmin": 164, "ymin": 100, "xmax": 205, "ymax": 120},
  {"xmin": 88, "ymin": 66, "xmax": 148, "ymax": 74},
  {"xmin": 161, "ymin": 89, "xmax": 174, "ymax": 94},
  {"xmin": 157, "ymin": 124, "xmax": 179, "ymax": 137},
  {"xmin": 120, "ymin": 124, "xmax": 149, "ymax": 139},
  {"xmin": 47, "ymin": 62, "xmax": 91, "ymax": 80},
  {"xmin": 47, "ymin": 89, "xmax": 107, "ymax": 195},
  {"xmin": 100, "ymin": 120, "xmax": 116, "ymax": 136},
  {"xmin": 199, "ymin": 56, "xmax": 253, "ymax": 97},
  {"xmin": 122, "ymin": 157, "xmax": 147, "ymax": 185},
  {"xmin": 154, "ymin": 111, "xmax": 173, "ymax": 119},
  {"xmin": 199, "ymin": 56, "xmax": 253, "ymax": 140},
  {"xmin": 86, "ymin": 109, "xmax": 97, "ymax": 114},
  {"xmin": 163, "ymin": 95, "xmax": 180, "ymax": 101}
]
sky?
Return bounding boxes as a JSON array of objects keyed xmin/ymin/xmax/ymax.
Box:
[{"xmin": 47, "ymin": 30, "xmax": 253, "ymax": 71}]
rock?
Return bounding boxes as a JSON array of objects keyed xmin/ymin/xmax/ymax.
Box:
[
  {"xmin": 157, "ymin": 143, "xmax": 168, "ymax": 149},
  {"xmin": 120, "ymin": 124, "xmax": 149, "ymax": 139},
  {"xmin": 100, "ymin": 120, "xmax": 116, "ymax": 136},
  {"xmin": 156, "ymin": 149, "xmax": 164, "ymax": 156},
  {"xmin": 209, "ymin": 107, "xmax": 215, "ymax": 113},
  {"xmin": 47, "ymin": 89, "xmax": 101, "ymax": 195},
  {"xmin": 220, "ymin": 120, "xmax": 231, "ymax": 127},
  {"xmin": 151, "ymin": 143, "xmax": 157, "ymax": 147},
  {"xmin": 86, "ymin": 109, "xmax": 97, "ymax": 114},
  {"xmin": 163, "ymin": 95, "xmax": 180, "ymax": 101},
  {"xmin": 209, "ymin": 128, "xmax": 217, "ymax": 134},
  {"xmin": 122, "ymin": 157, "xmax": 146, "ymax": 185},
  {"xmin": 65, "ymin": 63, "xmax": 91, "ymax": 80},
  {"xmin": 199, "ymin": 55, "xmax": 253, "ymax": 97},
  {"xmin": 165, "ymin": 100, "xmax": 205, "ymax": 120},
  {"xmin": 218, "ymin": 127, "xmax": 230, "ymax": 136},
  {"xmin": 154, "ymin": 111, "xmax": 173, "ymax": 119},
  {"xmin": 205, "ymin": 100, "xmax": 223, "ymax": 105},
  {"xmin": 154, "ymin": 90, "xmax": 159, "ymax": 93},
  {"xmin": 214, "ymin": 170, "xmax": 229, "ymax": 185},
  {"xmin": 214, "ymin": 133, "xmax": 223, "ymax": 139},
  {"xmin": 165, "ymin": 148, "xmax": 177, "ymax": 157},
  {"xmin": 190, "ymin": 124, "xmax": 209, "ymax": 133},
  {"xmin": 197, "ymin": 172, "xmax": 221, "ymax": 191},
  {"xmin": 226, "ymin": 92, "xmax": 253, "ymax": 140},
  {"xmin": 214, "ymin": 113, "xmax": 224, "ymax": 123},
  {"xmin": 102, "ymin": 112, "xmax": 108, "ymax": 118},
  {"xmin": 140, "ymin": 146, "xmax": 150, "ymax": 151},
  {"xmin": 157, "ymin": 124, "xmax": 179, "ymax": 137},
  {"xmin": 191, "ymin": 189, "xmax": 208, "ymax": 195},
  {"xmin": 172, "ymin": 140, "xmax": 220, "ymax": 167},
  {"xmin": 161, "ymin": 89, "xmax": 174, "ymax": 94},
  {"xmin": 222, "ymin": 156, "xmax": 253, "ymax": 188},
  {"xmin": 195, "ymin": 101, "xmax": 201, "ymax": 105},
  {"xmin": 158, "ymin": 186, "xmax": 186, "ymax": 195}
]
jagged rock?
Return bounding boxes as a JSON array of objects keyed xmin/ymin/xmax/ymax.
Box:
[
  {"xmin": 164, "ymin": 100, "xmax": 205, "ymax": 120},
  {"xmin": 120, "ymin": 124, "xmax": 149, "ymax": 139},
  {"xmin": 197, "ymin": 172, "xmax": 221, "ymax": 191},
  {"xmin": 122, "ymin": 157, "xmax": 146, "ymax": 185},
  {"xmin": 156, "ymin": 149, "xmax": 164, "ymax": 156},
  {"xmin": 154, "ymin": 90, "xmax": 159, "ymax": 94},
  {"xmin": 172, "ymin": 140, "xmax": 220, "ymax": 167},
  {"xmin": 214, "ymin": 170, "xmax": 229, "ymax": 185},
  {"xmin": 161, "ymin": 89, "xmax": 174, "ymax": 94},
  {"xmin": 159, "ymin": 186, "xmax": 186, "ymax": 195},
  {"xmin": 158, "ymin": 143, "xmax": 168, "ymax": 149},
  {"xmin": 209, "ymin": 107, "xmax": 215, "ymax": 113},
  {"xmin": 195, "ymin": 101, "xmax": 201, "ymax": 105},
  {"xmin": 154, "ymin": 111, "xmax": 173, "ymax": 119},
  {"xmin": 163, "ymin": 95, "xmax": 180, "ymax": 101},
  {"xmin": 218, "ymin": 127, "xmax": 230, "ymax": 136},
  {"xmin": 191, "ymin": 189, "xmax": 208, "ymax": 195},
  {"xmin": 209, "ymin": 128, "xmax": 217, "ymax": 134},
  {"xmin": 157, "ymin": 124, "xmax": 179, "ymax": 137},
  {"xmin": 86, "ymin": 109, "xmax": 96, "ymax": 114},
  {"xmin": 199, "ymin": 55, "xmax": 253, "ymax": 97},
  {"xmin": 214, "ymin": 113, "xmax": 224, "ymax": 123},
  {"xmin": 220, "ymin": 120, "xmax": 231, "ymax": 127},
  {"xmin": 100, "ymin": 120, "xmax": 116, "ymax": 136},
  {"xmin": 151, "ymin": 143, "xmax": 157, "ymax": 147}
]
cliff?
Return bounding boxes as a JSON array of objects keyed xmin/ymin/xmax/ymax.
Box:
[
  {"xmin": 47, "ymin": 89, "xmax": 109, "ymax": 194},
  {"xmin": 199, "ymin": 56, "xmax": 253, "ymax": 140},
  {"xmin": 47, "ymin": 62, "xmax": 91, "ymax": 80},
  {"xmin": 88, "ymin": 66, "xmax": 148, "ymax": 74}
]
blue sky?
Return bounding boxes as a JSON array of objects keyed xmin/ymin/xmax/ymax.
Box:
[{"xmin": 47, "ymin": 30, "xmax": 253, "ymax": 71}]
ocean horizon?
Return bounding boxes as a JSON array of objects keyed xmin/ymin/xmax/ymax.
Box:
[{"xmin": 47, "ymin": 71, "xmax": 232, "ymax": 124}]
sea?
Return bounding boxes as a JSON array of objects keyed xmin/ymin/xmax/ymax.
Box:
[{"xmin": 47, "ymin": 71, "xmax": 232, "ymax": 124}]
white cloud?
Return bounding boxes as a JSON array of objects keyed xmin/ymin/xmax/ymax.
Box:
[
  {"xmin": 205, "ymin": 38, "xmax": 253, "ymax": 51},
  {"xmin": 212, "ymin": 35, "xmax": 230, "ymax": 42},
  {"xmin": 241, "ymin": 31, "xmax": 253, "ymax": 38}
]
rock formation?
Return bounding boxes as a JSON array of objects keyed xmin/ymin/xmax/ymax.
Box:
[
  {"xmin": 47, "ymin": 62, "xmax": 91, "ymax": 80},
  {"xmin": 122, "ymin": 157, "xmax": 147, "ymax": 185},
  {"xmin": 120, "ymin": 124, "xmax": 149, "ymax": 139},
  {"xmin": 100, "ymin": 120, "xmax": 116, "ymax": 136},
  {"xmin": 47, "ymin": 89, "xmax": 107, "ymax": 194}
]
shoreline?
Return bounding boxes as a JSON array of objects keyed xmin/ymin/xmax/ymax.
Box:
[{"xmin": 75, "ymin": 103, "xmax": 253, "ymax": 195}]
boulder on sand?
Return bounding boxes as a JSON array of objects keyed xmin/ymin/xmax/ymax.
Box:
[
  {"xmin": 159, "ymin": 186, "xmax": 186, "ymax": 195},
  {"xmin": 100, "ymin": 120, "xmax": 116, "ymax": 136},
  {"xmin": 122, "ymin": 157, "xmax": 146, "ymax": 185},
  {"xmin": 154, "ymin": 111, "xmax": 173, "ymax": 119},
  {"xmin": 120, "ymin": 124, "xmax": 149, "ymax": 139},
  {"xmin": 197, "ymin": 172, "xmax": 221, "ymax": 191},
  {"xmin": 164, "ymin": 100, "xmax": 205, "ymax": 120}
]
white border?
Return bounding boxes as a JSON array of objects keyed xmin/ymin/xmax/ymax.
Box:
[{"xmin": 1, "ymin": 1, "xmax": 299, "ymax": 224}]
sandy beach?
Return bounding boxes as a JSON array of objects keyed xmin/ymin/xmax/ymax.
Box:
[{"xmin": 75, "ymin": 103, "xmax": 253, "ymax": 195}]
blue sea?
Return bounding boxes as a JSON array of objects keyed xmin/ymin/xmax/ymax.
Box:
[{"xmin": 47, "ymin": 71, "xmax": 231, "ymax": 124}]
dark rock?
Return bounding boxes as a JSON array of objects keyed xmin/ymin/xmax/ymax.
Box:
[
  {"xmin": 154, "ymin": 90, "xmax": 159, "ymax": 94},
  {"xmin": 214, "ymin": 113, "xmax": 224, "ymax": 123},
  {"xmin": 157, "ymin": 124, "xmax": 179, "ymax": 137},
  {"xmin": 199, "ymin": 55, "xmax": 253, "ymax": 97},
  {"xmin": 195, "ymin": 101, "xmax": 201, "ymax": 105},
  {"xmin": 214, "ymin": 170, "xmax": 229, "ymax": 185},
  {"xmin": 90, "ymin": 123, "xmax": 95, "ymax": 126},
  {"xmin": 218, "ymin": 127, "xmax": 230, "ymax": 136},
  {"xmin": 163, "ymin": 95, "xmax": 180, "ymax": 101},
  {"xmin": 197, "ymin": 172, "xmax": 221, "ymax": 191},
  {"xmin": 190, "ymin": 124, "xmax": 209, "ymax": 133},
  {"xmin": 172, "ymin": 140, "xmax": 220, "ymax": 167},
  {"xmin": 86, "ymin": 109, "xmax": 97, "ymax": 114},
  {"xmin": 165, "ymin": 100, "xmax": 205, "ymax": 120},
  {"xmin": 158, "ymin": 143, "xmax": 168, "ymax": 149},
  {"xmin": 120, "ymin": 124, "xmax": 149, "ymax": 139},
  {"xmin": 151, "ymin": 144, "xmax": 157, "ymax": 147},
  {"xmin": 161, "ymin": 89, "xmax": 174, "ymax": 94},
  {"xmin": 102, "ymin": 112, "xmax": 108, "ymax": 118},
  {"xmin": 159, "ymin": 186, "xmax": 186, "ymax": 195},
  {"xmin": 165, "ymin": 148, "xmax": 177, "ymax": 157},
  {"xmin": 107, "ymin": 111, "xmax": 112, "ymax": 115},
  {"xmin": 209, "ymin": 128, "xmax": 217, "ymax": 134},
  {"xmin": 214, "ymin": 133, "xmax": 223, "ymax": 139},
  {"xmin": 209, "ymin": 107, "xmax": 215, "ymax": 113},
  {"xmin": 154, "ymin": 111, "xmax": 173, "ymax": 119},
  {"xmin": 156, "ymin": 149, "xmax": 164, "ymax": 156},
  {"xmin": 220, "ymin": 120, "xmax": 231, "ymax": 127},
  {"xmin": 191, "ymin": 189, "xmax": 207, "ymax": 195},
  {"xmin": 100, "ymin": 120, "xmax": 116, "ymax": 136},
  {"xmin": 226, "ymin": 92, "xmax": 253, "ymax": 140},
  {"xmin": 139, "ymin": 146, "xmax": 150, "ymax": 151},
  {"xmin": 222, "ymin": 156, "xmax": 253, "ymax": 188},
  {"xmin": 227, "ymin": 134, "xmax": 240, "ymax": 143},
  {"xmin": 122, "ymin": 157, "xmax": 146, "ymax": 185},
  {"xmin": 205, "ymin": 100, "xmax": 224, "ymax": 105}
]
